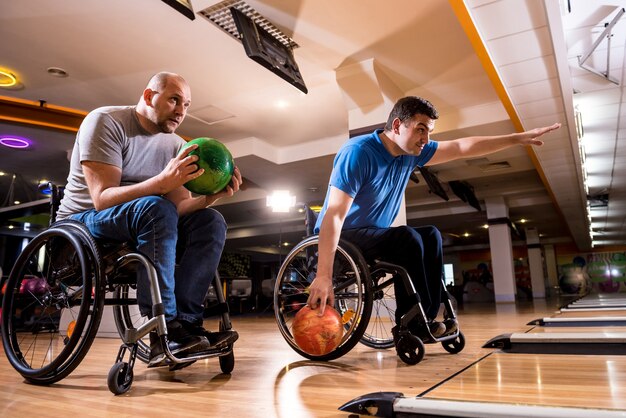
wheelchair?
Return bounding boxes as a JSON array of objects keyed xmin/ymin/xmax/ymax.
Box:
[
  {"xmin": 0, "ymin": 185, "xmax": 236, "ymax": 394},
  {"xmin": 273, "ymin": 207, "xmax": 465, "ymax": 365}
]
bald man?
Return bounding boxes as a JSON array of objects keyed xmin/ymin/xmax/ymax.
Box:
[{"xmin": 58, "ymin": 72, "xmax": 241, "ymax": 367}]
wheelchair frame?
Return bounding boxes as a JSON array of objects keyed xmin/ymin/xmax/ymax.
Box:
[
  {"xmin": 273, "ymin": 207, "xmax": 465, "ymax": 365},
  {"xmin": 0, "ymin": 184, "xmax": 236, "ymax": 394}
]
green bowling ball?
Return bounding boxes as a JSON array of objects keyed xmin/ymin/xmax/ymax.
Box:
[{"xmin": 180, "ymin": 137, "xmax": 234, "ymax": 195}]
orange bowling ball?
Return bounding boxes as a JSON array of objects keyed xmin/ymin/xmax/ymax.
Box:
[{"xmin": 292, "ymin": 305, "xmax": 343, "ymax": 355}]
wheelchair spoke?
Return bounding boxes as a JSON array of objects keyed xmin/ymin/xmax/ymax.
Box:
[{"xmin": 359, "ymin": 274, "xmax": 396, "ymax": 349}]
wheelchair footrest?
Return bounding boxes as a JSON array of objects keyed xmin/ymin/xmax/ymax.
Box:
[
  {"xmin": 179, "ymin": 344, "xmax": 232, "ymax": 359},
  {"xmin": 148, "ymin": 345, "xmax": 233, "ymax": 369}
]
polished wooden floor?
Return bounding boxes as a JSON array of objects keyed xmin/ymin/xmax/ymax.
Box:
[{"xmin": 1, "ymin": 297, "xmax": 623, "ymax": 417}]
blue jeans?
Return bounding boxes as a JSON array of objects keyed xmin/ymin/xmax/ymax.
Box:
[
  {"xmin": 69, "ymin": 196, "xmax": 227, "ymax": 323},
  {"xmin": 341, "ymin": 225, "xmax": 443, "ymax": 321}
]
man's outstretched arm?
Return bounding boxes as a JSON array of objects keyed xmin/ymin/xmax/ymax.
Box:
[{"xmin": 428, "ymin": 123, "xmax": 561, "ymax": 166}]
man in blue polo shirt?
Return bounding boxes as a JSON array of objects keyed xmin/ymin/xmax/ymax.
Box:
[{"xmin": 309, "ymin": 96, "xmax": 560, "ymax": 338}]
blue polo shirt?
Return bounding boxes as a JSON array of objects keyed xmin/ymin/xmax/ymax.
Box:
[{"xmin": 314, "ymin": 129, "xmax": 437, "ymax": 232}]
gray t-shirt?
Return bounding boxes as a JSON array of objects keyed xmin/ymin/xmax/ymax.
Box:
[{"xmin": 56, "ymin": 105, "xmax": 185, "ymax": 219}]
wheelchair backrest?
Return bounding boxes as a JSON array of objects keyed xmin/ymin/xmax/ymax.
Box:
[
  {"xmin": 305, "ymin": 205, "xmax": 318, "ymax": 237},
  {"xmin": 46, "ymin": 182, "xmax": 65, "ymax": 225}
]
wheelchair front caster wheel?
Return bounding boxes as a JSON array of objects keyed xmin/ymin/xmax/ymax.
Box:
[
  {"xmin": 218, "ymin": 321, "xmax": 235, "ymax": 374},
  {"xmin": 395, "ymin": 334, "xmax": 425, "ymax": 365},
  {"xmin": 108, "ymin": 361, "xmax": 134, "ymax": 395},
  {"xmin": 219, "ymin": 351, "xmax": 235, "ymax": 374},
  {"xmin": 442, "ymin": 331, "xmax": 465, "ymax": 354}
]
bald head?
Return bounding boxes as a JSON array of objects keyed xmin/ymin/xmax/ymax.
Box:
[{"xmin": 146, "ymin": 72, "xmax": 187, "ymax": 93}]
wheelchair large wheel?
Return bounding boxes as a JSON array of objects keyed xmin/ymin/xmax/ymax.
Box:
[
  {"xmin": 1, "ymin": 220, "xmax": 105, "ymax": 384},
  {"xmin": 359, "ymin": 269, "xmax": 396, "ymax": 349},
  {"xmin": 112, "ymin": 284, "xmax": 150, "ymax": 363},
  {"xmin": 274, "ymin": 236, "xmax": 372, "ymax": 361}
]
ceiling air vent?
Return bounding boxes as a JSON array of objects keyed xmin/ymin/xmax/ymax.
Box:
[
  {"xmin": 198, "ymin": 0, "xmax": 299, "ymax": 49},
  {"xmin": 187, "ymin": 104, "xmax": 235, "ymax": 126},
  {"xmin": 479, "ymin": 161, "xmax": 511, "ymax": 171},
  {"xmin": 198, "ymin": 0, "xmax": 308, "ymax": 93},
  {"xmin": 466, "ymin": 158, "xmax": 511, "ymax": 172}
]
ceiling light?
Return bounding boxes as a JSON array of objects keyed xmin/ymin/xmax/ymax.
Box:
[
  {"xmin": 47, "ymin": 67, "xmax": 69, "ymax": 78},
  {"xmin": 574, "ymin": 106, "xmax": 584, "ymax": 140},
  {"xmin": 0, "ymin": 69, "xmax": 18, "ymax": 87},
  {"xmin": 0, "ymin": 136, "xmax": 31, "ymax": 149},
  {"xmin": 266, "ymin": 190, "xmax": 296, "ymax": 213}
]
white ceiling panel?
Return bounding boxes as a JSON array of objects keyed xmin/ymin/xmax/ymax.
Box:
[
  {"xmin": 499, "ymin": 56, "xmax": 558, "ymax": 87},
  {"xmin": 487, "ymin": 26, "xmax": 553, "ymax": 65},
  {"xmin": 469, "ymin": 0, "xmax": 547, "ymax": 40},
  {"xmin": 508, "ymin": 78, "xmax": 561, "ymax": 104},
  {"xmin": 516, "ymin": 97, "xmax": 565, "ymax": 119}
]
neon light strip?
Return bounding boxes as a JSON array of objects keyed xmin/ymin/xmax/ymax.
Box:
[
  {"xmin": 0, "ymin": 70, "xmax": 17, "ymax": 87},
  {"xmin": 0, "ymin": 136, "xmax": 31, "ymax": 148}
]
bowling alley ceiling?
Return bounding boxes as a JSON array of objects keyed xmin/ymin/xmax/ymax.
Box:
[{"xmin": 1, "ymin": 0, "xmax": 625, "ymax": 256}]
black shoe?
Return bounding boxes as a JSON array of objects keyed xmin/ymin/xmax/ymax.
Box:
[
  {"xmin": 148, "ymin": 320, "xmax": 212, "ymax": 368},
  {"xmin": 206, "ymin": 329, "xmax": 239, "ymax": 348},
  {"xmin": 404, "ymin": 319, "xmax": 445, "ymax": 341},
  {"xmin": 428, "ymin": 320, "xmax": 446, "ymax": 338},
  {"xmin": 180, "ymin": 320, "xmax": 239, "ymax": 349},
  {"xmin": 149, "ymin": 333, "xmax": 196, "ymax": 368},
  {"xmin": 443, "ymin": 318, "xmax": 458, "ymax": 335}
]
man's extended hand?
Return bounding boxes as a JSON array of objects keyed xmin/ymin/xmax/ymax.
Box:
[
  {"xmin": 307, "ymin": 275, "xmax": 335, "ymax": 315},
  {"xmin": 519, "ymin": 122, "xmax": 561, "ymax": 146}
]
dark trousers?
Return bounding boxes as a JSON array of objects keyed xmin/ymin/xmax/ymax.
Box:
[{"xmin": 341, "ymin": 225, "xmax": 443, "ymax": 321}]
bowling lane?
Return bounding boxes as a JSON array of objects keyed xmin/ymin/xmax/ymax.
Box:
[
  {"xmin": 561, "ymin": 293, "xmax": 626, "ymax": 311},
  {"xmin": 560, "ymin": 307, "xmax": 626, "ymax": 313},
  {"xmin": 556, "ymin": 309, "xmax": 626, "ymax": 318},
  {"xmin": 537, "ymin": 306, "xmax": 626, "ymax": 327},
  {"xmin": 571, "ymin": 294, "xmax": 626, "ymax": 302},
  {"xmin": 527, "ymin": 326, "xmax": 626, "ymax": 334},
  {"xmin": 421, "ymin": 352, "xmax": 626, "ymax": 410}
]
